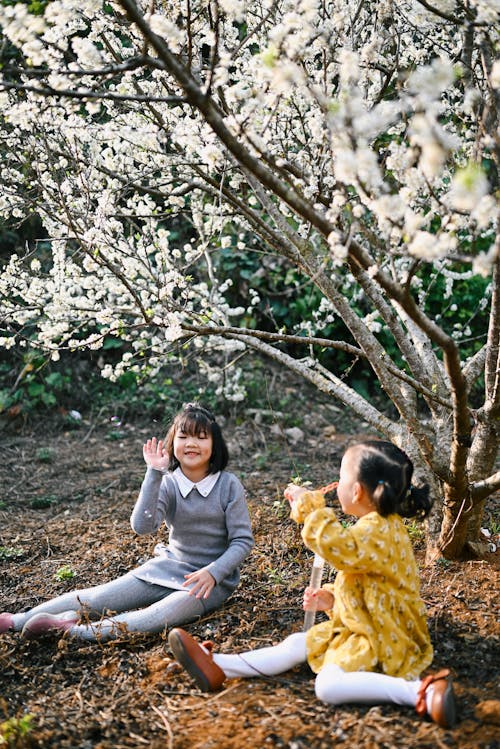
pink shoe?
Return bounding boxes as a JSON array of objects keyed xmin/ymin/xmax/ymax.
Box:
[
  {"xmin": 0, "ymin": 613, "xmax": 14, "ymax": 634},
  {"xmin": 21, "ymin": 612, "xmax": 78, "ymax": 640}
]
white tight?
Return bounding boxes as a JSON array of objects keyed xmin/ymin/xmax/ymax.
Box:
[{"xmin": 213, "ymin": 632, "xmax": 420, "ymax": 708}]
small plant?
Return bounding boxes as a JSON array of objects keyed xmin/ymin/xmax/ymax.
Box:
[
  {"xmin": 30, "ymin": 495, "xmax": 58, "ymax": 509},
  {"xmin": 0, "ymin": 546, "xmax": 24, "ymax": 561},
  {"xmin": 405, "ymin": 520, "xmax": 425, "ymax": 543},
  {"xmin": 488, "ymin": 520, "xmax": 500, "ymax": 536},
  {"xmin": 272, "ymin": 499, "xmax": 289, "ymax": 519},
  {"xmin": 0, "ymin": 713, "xmax": 35, "ymax": 748},
  {"xmin": 340, "ymin": 519, "xmax": 354, "ymax": 528},
  {"xmin": 253, "ymin": 454, "xmax": 268, "ymax": 470},
  {"xmin": 290, "ymin": 475, "xmax": 313, "ymax": 487},
  {"xmin": 35, "ymin": 447, "xmax": 55, "ymax": 463},
  {"xmin": 266, "ymin": 567, "xmax": 286, "ymax": 585},
  {"xmin": 54, "ymin": 565, "xmax": 75, "ymax": 582}
]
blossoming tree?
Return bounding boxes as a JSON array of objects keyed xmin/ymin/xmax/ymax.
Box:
[{"xmin": 0, "ymin": 0, "xmax": 498, "ymax": 560}]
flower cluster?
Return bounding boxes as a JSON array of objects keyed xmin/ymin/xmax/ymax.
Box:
[{"xmin": 0, "ymin": 0, "xmax": 496, "ymax": 416}]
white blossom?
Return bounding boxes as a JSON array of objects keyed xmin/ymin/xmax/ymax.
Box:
[
  {"xmin": 446, "ymin": 165, "xmax": 490, "ymax": 212},
  {"xmin": 490, "ymin": 60, "xmax": 500, "ymax": 89},
  {"xmin": 0, "ymin": 0, "xmax": 495, "ymax": 412},
  {"xmin": 473, "ymin": 245, "xmax": 498, "ymax": 278},
  {"xmin": 148, "ymin": 14, "xmax": 183, "ymax": 51}
]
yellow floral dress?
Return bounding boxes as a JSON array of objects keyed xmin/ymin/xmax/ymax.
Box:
[{"xmin": 295, "ymin": 493, "xmax": 433, "ymax": 680}]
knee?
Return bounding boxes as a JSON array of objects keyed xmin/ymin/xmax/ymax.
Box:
[
  {"xmin": 281, "ymin": 631, "xmax": 307, "ymax": 657},
  {"xmin": 314, "ymin": 665, "xmax": 344, "ymax": 705},
  {"xmin": 283, "ymin": 631, "xmax": 307, "ymax": 648}
]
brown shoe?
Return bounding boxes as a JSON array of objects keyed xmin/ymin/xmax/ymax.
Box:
[
  {"xmin": 168, "ymin": 628, "xmax": 226, "ymax": 692},
  {"xmin": 416, "ymin": 668, "xmax": 458, "ymax": 728}
]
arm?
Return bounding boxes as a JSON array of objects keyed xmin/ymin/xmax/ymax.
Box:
[
  {"xmin": 285, "ymin": 483, "xmax": 389, "ymax": 574},
  {"xmin": 205, "ymin": 478, "xmax": 255, "ymax": 585},
  {"xmin": 302, "ymin": 508, "xmax": 389, "ymax": 574},
  {"xmin": 130, "ymin": 437, "xmax": 172, "ymax": 534},
  {"xmin": 284, "ymin": 484, "xmax": 326, "ymax": 522}
]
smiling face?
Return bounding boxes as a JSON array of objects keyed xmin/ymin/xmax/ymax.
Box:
[{"xmin": 173, "ymin": 426, "xmax": 213, "ymax": 481}]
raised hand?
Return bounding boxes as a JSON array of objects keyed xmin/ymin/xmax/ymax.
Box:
[
  {"xmin": 143, "ymin": 437, "xmax": 169, "ymax": 472},
  {"xmin": 284, "ymin": 484, "xmax": 325, "ymax": 523},
  {"xmin": 283, "ymin": 483, "xmax": 306, "ymax": 504}
]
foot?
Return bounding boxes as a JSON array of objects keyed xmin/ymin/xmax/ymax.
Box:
[
  {"xmin": 21, "ymin": 612, "xmax": 78, "ymax": 640},
  {"xmin": 168, "ymin": 628, "xmax": 226, "ymax": 692},
  {"xmin": 0, "ymin": 613, "xmax": 14, "ymax": 634},
  {"xmin": 416, "ymin": 668, "xmax": 458, "ymax": 728}
]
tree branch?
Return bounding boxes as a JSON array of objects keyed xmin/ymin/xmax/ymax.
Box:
[
  {"xmin": 484, "ymin": 238, "xmax": 500, "ymax": 407},
  {"xmin": 0, "ymin": 80, "xmax": 185, "ymax": 105},
  {"xmin": 471, "ymin": 470, "xmax": 500, "ymax": 501},
  {"xmin": 181, "ymin": 322, "xmax": 364, "ymax": 356},
  {"xmin": 117, "ymin": 0, "xmax": 334, "ymax": 239},
  {"xmin": 462, "ymin": 344, "xmax": 487, "ymax": 387},
  {"xmin": 230, "ymin": 332, "xmax": 399, "ymax": 438},
  {"xmin": 413, "ymin": 0, "xmax": 463, "ymax": 24}
]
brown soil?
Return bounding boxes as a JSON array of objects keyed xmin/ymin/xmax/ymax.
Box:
[{"xmin": 0, "ymin": 409, "xmax": 499, "ymax": 749}]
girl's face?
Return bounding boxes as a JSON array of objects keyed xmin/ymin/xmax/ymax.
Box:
[
  {"xmin": 337, "ymin": 447, "xmax": 372, "ymax": 518},
  {"xmin": 173, "ymin": 425, "xmax": 213, "ymax": 479},
  {"xmin": 337, "ymin": 447, "xmax": 376, "ymax": 518},
  {"xmin": 336, "ymin": 449, "xmax": 359, "ymax": 515}
]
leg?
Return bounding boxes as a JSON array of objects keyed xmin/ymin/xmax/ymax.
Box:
[
  {"xmin": 314, "ymin": 664, "xmax": 457, "ymax": 728},
  {"xmin": 213, "ymin": 631, "xmax": 308, "ymax": 678},
  {"xmin": 168, "ymin": 629, "xmax": 308, "ymax": 692},
  {"xmin": 70, "ymin": 589, "xmax": 206, "ymax": 641},
  {"xmin": 11, "ymin": 572, "xmax": 163, "ymax": 631},
  {"xmin": 314, "ymin": 664, "xmax": 419, "ymax": 706}
]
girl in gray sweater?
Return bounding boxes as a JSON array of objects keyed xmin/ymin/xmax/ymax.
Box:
[{"xmin": 0, "ymin": 403, "xmax": 254, "ymax": 642}]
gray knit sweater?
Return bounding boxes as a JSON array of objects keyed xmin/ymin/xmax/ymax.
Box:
[{"xmin": 130, "ymin": 468, "xmax": 254, "ymax": 596}]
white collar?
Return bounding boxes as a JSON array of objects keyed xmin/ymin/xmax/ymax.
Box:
[{"xmin": 173, "ymin": 467, "xmax": 220, "ymax": 498}]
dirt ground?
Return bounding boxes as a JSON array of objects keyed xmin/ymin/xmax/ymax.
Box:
[{"xmin": 0, "ymin": 404, "xmax": 499, "ymax": 749}]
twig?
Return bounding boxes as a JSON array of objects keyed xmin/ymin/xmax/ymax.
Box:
[{"xmin": 151, "ymin": 704, "xmax": 174, "ymax": 749}]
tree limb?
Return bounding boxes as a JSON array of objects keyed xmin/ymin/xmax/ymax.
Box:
[
  {"xmin": 231, "ymin": 333, "xmax": 399, "ymax": 438},
  {"xmin": 471, "ymin": 470, "xmax": 500, "ymax": 501},
  {"xmin": 0, "ymin": 81, "xmax": 185, "ymax": 105}
]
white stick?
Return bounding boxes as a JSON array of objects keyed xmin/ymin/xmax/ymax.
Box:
[{"xmin": 303, "ymin": 553, "xmax": 325, "ymax": 631}]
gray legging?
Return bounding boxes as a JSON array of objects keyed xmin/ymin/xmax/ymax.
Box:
[{"xmin": 12, "ymin": 572, "xmax": 226, "ymax": 641}]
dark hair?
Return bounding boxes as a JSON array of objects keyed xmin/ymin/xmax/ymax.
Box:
[
  {"xmin": 164, "ymin": 402, "xmax": 229, "ymax": 473},
  {"xmin": 350, "ymin": 440, "xmax": 432, "ymax": 519}
]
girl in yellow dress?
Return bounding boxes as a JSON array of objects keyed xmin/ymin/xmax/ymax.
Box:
[{"xmin": 168, "ymin": 440, "xmax": 457, "ymax": 729}]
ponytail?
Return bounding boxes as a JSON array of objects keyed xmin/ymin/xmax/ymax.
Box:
[
  {"xmin": 396, "ymin": 484, "xmax": 432, "ymax": 519},
  {"xmin": 354, "ymin": 441, "xmax": 432, "ymax": 519}
]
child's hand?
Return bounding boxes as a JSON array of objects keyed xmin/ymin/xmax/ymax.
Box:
[
  {"xmin": 284, "ymin": 484, "xmax": 325, "ymax": 523},
  {"xmin": 143, "ymin": 437, "xmax": 169, "ymax": 471},
  {"xmin": 284, "ymin": 484, "xmax": 307, "ymax": 504},
  {"xmin": 183, "ymin": 568, "xmax": 216, "ymax": 599},
  {"xmin": 303, "ymin": 586, "xmax": 334, "ymax": 612}
]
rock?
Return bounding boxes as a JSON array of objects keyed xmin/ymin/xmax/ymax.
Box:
[
  {"xmin": 284, "ymin": 427, "xmax": 304, "ymax": 444},
  {"xmin": 474, "ymin": 700, "xmax": 500, "ymax": 725},
  {"xmin": 323, "ymin": 425, "xmax": 337, "ymax": 439}
]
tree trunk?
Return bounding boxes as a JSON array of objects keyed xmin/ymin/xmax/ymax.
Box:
[
  {"xmin": 464, "ymin": 418, "xmax": 499, "ymax": 556},
  {"xmin": 437, "ymin": 485, "xmax": 474, "ymax": 560}
]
